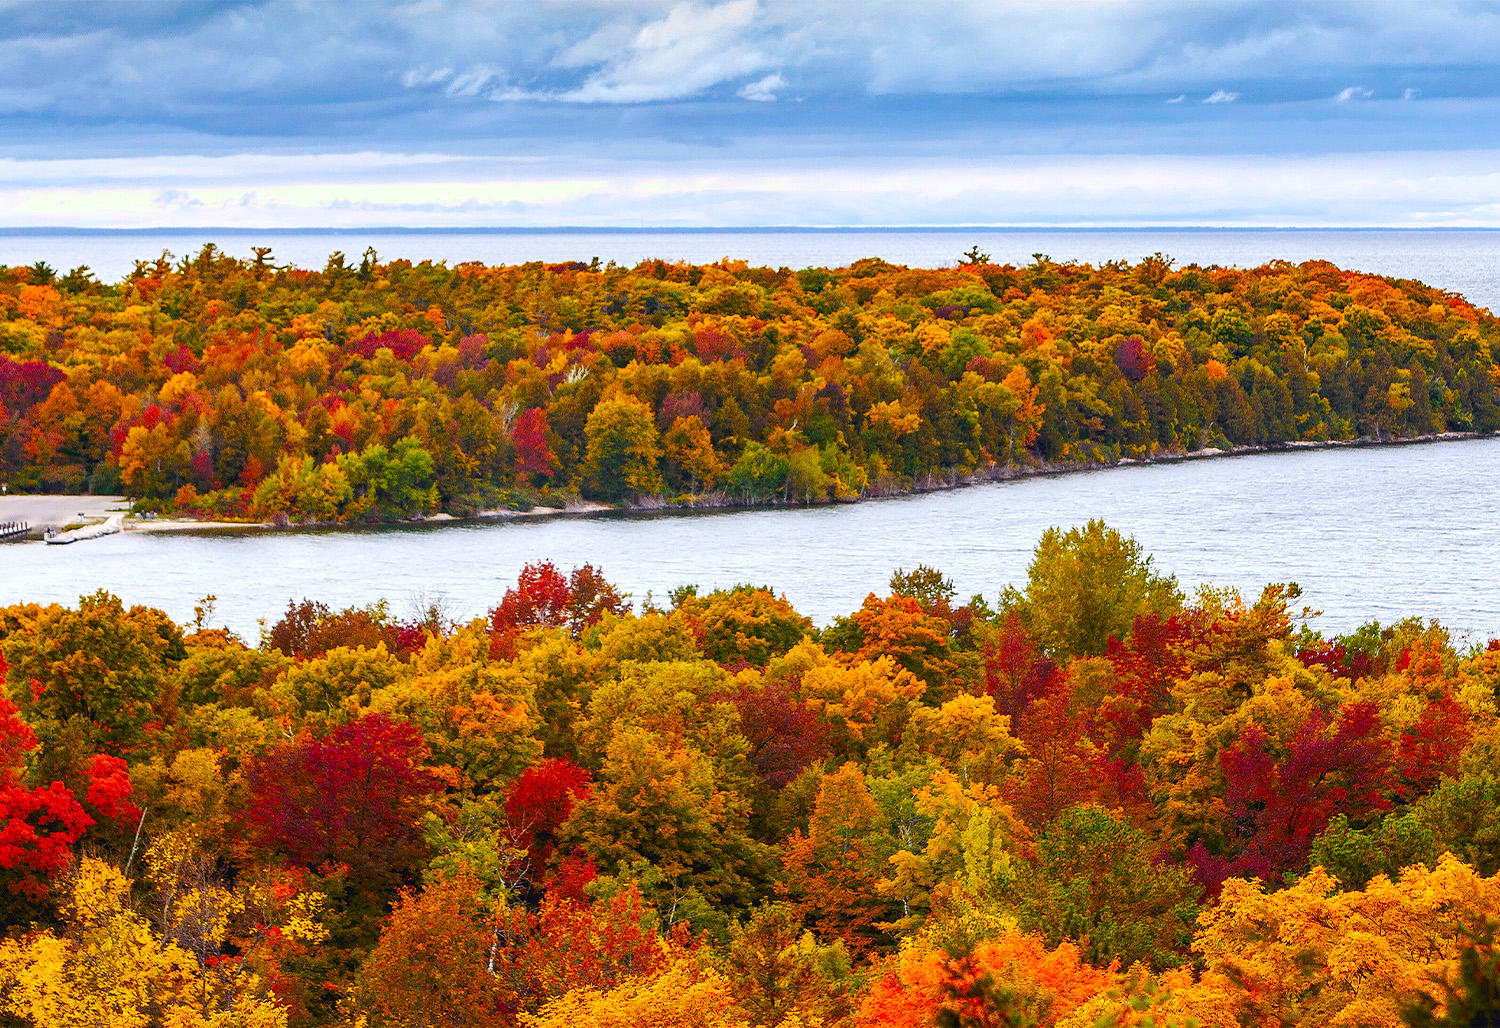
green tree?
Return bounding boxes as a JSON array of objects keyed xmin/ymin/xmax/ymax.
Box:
[
  {"xmin": 1415, "ymin": 774, "xmax": 1500, "ymax": 876},
  {"xmin": 338, "ymin": 437, "xmax": 438, "ymax": 519},
  {"xmin": 1003, "ymin": 519, "xmax": 1181, "ymax": 659},
  {"xmin": 581, "ymin": 393, "xmax": 664, "ymax": 502},
  {"xmin": 559, "ymin": 726, "xmax": 772, "ymax": 911},
  {"xmin": 726, "ymin": 441, "xmax": 790, "ymax": 503},
  {"xmin": 3, "ymin": 590, "xmax": 183, "ymax": 756},
  {"xmin": 890, "ymin": 565, "xmax": 957, "ymax": 612},
  {"xmin": 725, "ymin": 903, "xmax": 855, "ymax": 1026},
  {"xmin": 1016, "ymin": 804, "xmax": 1200, "ymax": 969},
  {"xmin": 1309, "ymin": 810, "xmax": 1441, "ymax": 891}
]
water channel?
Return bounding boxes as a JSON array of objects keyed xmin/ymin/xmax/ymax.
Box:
[{"xmin": 4, "ymin": 437, "xmax": 1498, "ymax": 644}]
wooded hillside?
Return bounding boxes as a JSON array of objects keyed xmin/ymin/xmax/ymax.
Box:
[
  {"xmin": 2, "ymin": 248, "xmax": 1495, "ymax": 518},
  {"xmin": 3, "ymin": 524, "xmax": 1500, "ymax": 1026}
]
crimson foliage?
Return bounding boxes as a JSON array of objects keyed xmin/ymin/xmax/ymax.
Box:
[
  {"xmin": 1192, "ymin": 700, "xmax": 1391, "ymax": 891},
  {"xmin": 1394, "ymin": 692, "xmax": 1473, "ymax": 801},
  {"xmin": 488, "ymin": 561, "xmax": 627, "ymax": 657},
  {"xmin": 505, "ymin": 757, "xmax": 592, "ymax": 883},
  {"xmin": 728, "ymin": 682, "xmax": 830, "ymax": 789},
  {"xmin": 0, "ymin": 651, "xmax": 134, "ymax": 901},
  {"xmin": 0, "ymin": 355, "xmax": 64, "ymax": 411},
  {"xmin": 247, "ymin": 714, "xmax": 438, "ymax": 884},
  {"xmin": 512, "ymin": 407, "xmax": 556, "ymax": 480},
  {"xmin": 0, "ymin": 695, "xmax": 92, "ymax": 899},
  {"xmin": 1113, "ymin": 335, "xmax": 1156, "ymax": 382},
  {"xmin": 1296, "ymin": 639, "xmax": 1375, "ymax": 681},
  {"xmin": 983, "ymin": 614, "xmax": 1057, "ymax": 732}
]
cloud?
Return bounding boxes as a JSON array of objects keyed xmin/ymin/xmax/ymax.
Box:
[
  {"xmin": 446, "ymin": 65, "xmax": 503, "ymax": 98},
  {"xmin": 402, "ymin": 66, "xmax": 453, "ymax": 89},
  {"xmin": 10, "ymin": 149, "xmax": 1500, "ymax": 232},
  {"xmin": 553, "ymin": 0, "xmax": 770, "ymax": 103},
  {"xmin": 1335, "ymin": 85, "xmax": 1374, "ymax": 102},
  {"xmin": 153, "ymin": 188, "xmax": 202, "ymax": 209},
  {"xmin": 4, "ymin": 0, "xmax": 1500, "ymax": 230},
  {"xmin": 739, "ymin": 72, "xmax": 784, "ymax": 101},
  {"xmin": 7, "ymin": 1, "xmax": 1500, "ymax": 129}
]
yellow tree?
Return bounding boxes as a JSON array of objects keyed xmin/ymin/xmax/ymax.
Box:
[
  {"xmin": 368, "ymin": 626, "xmax": 541, "ymax": 793},
  {"xmin": 559, "ymin": 726, "xmax": 772, "ymax": 911},
  {"xmin": 879, "ymin": 771, "xmax": 1023, "ymax": 938},
  {"xmin": 662, "ymin": 414, "xmax": 724, "ymax": 493},
  {"xmin": 1002, "ymin": 520, "xmax": 1181, "ymax": 661},
  {"xmin": 117, "ymin": 421, "xmax": 191, "ymax": 500},
  {"xmin": 799, "ymin": 656, "xmax": 925, "ymax": 759},
  {"xmin": 900, "ymin": 693, "xmax": 1020, "ymax": 786},
  {"xmin": 519, "ymin": 948, "xmax": 740, "ymax": 1028},
  {"xmin": 143, "ymin": 827, "xmax": 329, "ymax": 1023},
  {"xmin": 267, "ymin": 642, "xmax": 408, "ymax": 730},
  {"xmin": 581, "ymin": 392, "xmax": 663, "ymax": 502},
  {"xmin": 0, "ymin": 855, "xmax": 319, "ymax": 1028},
  {"xmin": 1194, "ymin": 854, "xmax": 1500, "ymax": 1028}
]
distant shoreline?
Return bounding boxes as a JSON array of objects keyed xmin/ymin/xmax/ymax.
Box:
[
  {"xmin": 6, "ymin": 225, "xmax": 1500, "ymax": 237},
  {"xmin": 878, "ymin": 430, "xmax": 1493, "ymax": 496},
  {"xmin": 3, "ymin": 431, "xmax": 1490, "ymax": 541},
  {"xmin": 673, "ymin": 430, "xmax": 1494, "ymax": 515}
]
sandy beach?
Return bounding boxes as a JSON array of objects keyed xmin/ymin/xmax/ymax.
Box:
[
  {"xmin": 0, "ymin": 495, "xmax": 264, "ymax": 537},
  {"xmin": 0, "ymin": 494, "xmax": 129, "ymax": 532}
]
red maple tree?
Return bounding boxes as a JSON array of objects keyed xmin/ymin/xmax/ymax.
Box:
[
  {"xmin": 247, "ymin": 713, "xmax": 438, "ymax": 884},
  {"xmin": 1192, "ymin": 700, "xmax": 1391, "ymax": 892},
  {"xmin": 504, "ymin": 757, "xmax": 592, "ymax": 886}
]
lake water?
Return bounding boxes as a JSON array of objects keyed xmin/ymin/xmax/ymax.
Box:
[
  {"xmin": 3, "ymin": 438, "xmax": 1498, "ymax": 645},
  {"xmin": 3, "ymin": 227, "xmax": 1499, "ymax": 312}
]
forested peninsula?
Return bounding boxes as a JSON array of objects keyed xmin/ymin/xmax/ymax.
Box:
[
  {"xmin": 1, "ymin": 248, "xmax": 1496, "ymax": 520},
  {"xmin": 4, "ymin": 526, "xmax": 1500, "ymax": 1027}
]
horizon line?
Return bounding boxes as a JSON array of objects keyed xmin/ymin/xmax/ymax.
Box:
[{"xmin": 4, "ymin": 224, "xmax": 1500, "ymax": 236}]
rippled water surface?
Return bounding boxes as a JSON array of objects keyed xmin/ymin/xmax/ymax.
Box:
[{"xmin": 3, "ymin": 438, "xmax": 1498, "ymax": 643}]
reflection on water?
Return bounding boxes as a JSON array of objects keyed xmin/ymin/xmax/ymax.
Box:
[{"xmin": 3, "ymin": 438, "xmax": 1499, "ymax": 644}]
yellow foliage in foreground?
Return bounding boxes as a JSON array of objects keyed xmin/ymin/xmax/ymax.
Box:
[
  {"xmin": 0, "ymin": 857, "xmax": 310, "ymax": 1028},
  {"xmin": 1080, "ymin": 852, "xmax": 1500, "ymax": 1028},
  {"xmin": 519, "ymin": 950, "xmax": 742, "ymax": 1028}
]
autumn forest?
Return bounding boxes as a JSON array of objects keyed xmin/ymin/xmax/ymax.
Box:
[
  {"xmin": 3, "ymin": 518, "xmax": 1500, "ymax": 1027},
  {"xmin": 3, "ymin": 247, "xmax": 1500, "ymax": 1028},
  {"xmin": 1, "ymin": 247, "xmax": 1496, "ymax": 517}
]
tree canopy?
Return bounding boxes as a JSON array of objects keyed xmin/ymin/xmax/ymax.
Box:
[
  {"xmin": 0, "ymin": 527, "xmax": 1498, "ymax": 1027},
  {"xmin": 1, "ymin": 249, "xmax": 1494, "ymax": 521}
]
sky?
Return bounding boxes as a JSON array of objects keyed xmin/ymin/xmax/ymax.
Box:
[{"xmin": 3, "ymin": 0, "xmax": 1500, "ymax": 228}]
